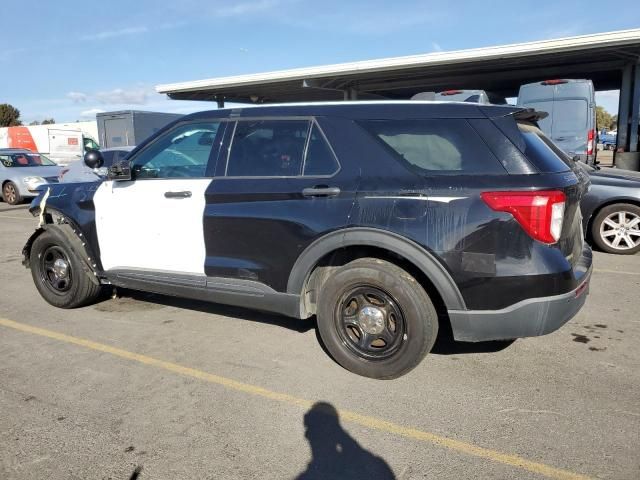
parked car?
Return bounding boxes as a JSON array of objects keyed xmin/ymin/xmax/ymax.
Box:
[
  {"xmin": 59, "ymin": 146, "xmax": 135, "ymax": 183},
  {"xmin": 0, "ymin": 148, "xmax": 62, "ymax": 205},
  {"xmin": 517, "ymin": 79, "xmax": 597, "ymax": 164},
  {"xmin": 580, "ymin": 163, "xmax": 640, "ymax": 254},
  {"xmin": 598, "ymin": 132, "xmax": 617, "ymax": 151},
  {"xmin": 22, "ymin": 102, "xmax": 592, "ymax": 379}
]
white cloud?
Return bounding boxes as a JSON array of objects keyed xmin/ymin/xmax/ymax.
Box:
[
  {"xmin": 216, "ymin": 0, "xmax": 281, "ymax": 17},
  {"xmin": 67, "ymin": 91, "xmax": 88, "ymax": 103},
  {"xmin": 80, "ymin": 108, "xmax": 106, "ymax": 118},
  {"xmin": 95, "ymin": 88, "xmax": 149, "ymax": 105},
  {"xmin": 81, "ymin": 26, "xmax": 149, "ymax": 41},
  {"xmin": 431, "ymin": 42, "xmax": 443, "ymax": 52}
]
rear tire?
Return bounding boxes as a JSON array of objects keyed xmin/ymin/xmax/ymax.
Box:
[
  {"xmin": 2, "ymin": 181, "xmax": 22, "ymax": 205},
  {"xmin": 30, "ymin": 228, "xmax": 103, "ymax": 308},
  {"xmin": 316, "ymin": 258, "xmax": 438, "ymax": 379},
  {"xmin": 591, "ymin": 203, "xmax": 640, "ymax": 255}
]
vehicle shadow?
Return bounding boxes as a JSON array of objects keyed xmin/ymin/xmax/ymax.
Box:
[
  {"xmin": 431, "ymin": 314, "xmax": 515, "ymax": 355},
  {"xmin": 112, "ymin": 289, "xmax": 513, "ymax": 352},
  {"xmin": 295, "ymin": 402, "xmax": 395, "ymax": 480},
  {"xmin": 115, "ymin": 288, "xmax": 315, "ymax": 333}
]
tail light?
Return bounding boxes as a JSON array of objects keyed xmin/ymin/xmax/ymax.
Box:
[
  {"xmin": 587, "ymin": 129, "xmax": 595, "ymax": 155},
  {"xmin": 441, "ymin": 90, "xmax": 463, "ymax": 95},
  {"xmin": 481, "ymin": 190, "xmax": 566, "ymax": 244},
  {"xmin": 541, "ymin": 79, "xmax": 568, "ymax": 85}
]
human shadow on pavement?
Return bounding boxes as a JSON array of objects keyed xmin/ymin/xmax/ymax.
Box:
[{"xmin": 295, "ymin": 402, "xmax": 395, "ymax": 480}]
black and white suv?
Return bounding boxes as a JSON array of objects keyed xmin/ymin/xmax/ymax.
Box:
[{"xmin": 23, "ymin": 102, "xmax": 593, "ymax": 379}]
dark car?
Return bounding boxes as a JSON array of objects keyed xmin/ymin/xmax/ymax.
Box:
[
  {"xmin": 580, "ymin": 163, "xmax": 640, "ymax": 254},
  {"xmin": 22, "ymin": 102, "xmax": 592, "ymax": 379}
]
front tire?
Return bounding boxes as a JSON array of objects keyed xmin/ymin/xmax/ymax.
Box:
[
  {"xmin": 316, "ymin": 258, "xmax": 438, "ymax": 379},
  {"xmin": 2, "ymin": 181, "xmax": 22, "ymax": 205},
  {"xmin": 30, "ymin": 228, "xmax": 103, "ymax": 308},
  {"xmin": 591, "ymin": 203, "xmax": 640, "ymax": 255}
]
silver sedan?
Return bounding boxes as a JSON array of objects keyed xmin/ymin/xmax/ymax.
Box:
[{"xmin": 0, "ymin": 149, "xmax": 63, "ymax": 205}]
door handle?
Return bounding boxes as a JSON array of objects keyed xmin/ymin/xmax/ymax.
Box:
[
  {"xmin": 302, "ymin": 186, "xmax": 341, "ymax": 198},
  {"xmin": 164, "ymin": 191, "xmax": 192, "ymax": 199}
]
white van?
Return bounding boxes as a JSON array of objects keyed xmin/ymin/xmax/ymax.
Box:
[{"xmin": 517, "ymin": 79, "xmax": 597, "ymax": 164}]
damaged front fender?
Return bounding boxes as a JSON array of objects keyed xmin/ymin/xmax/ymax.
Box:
[{"xmin": 22, "ymin": 223, "xmax": 102, "ymax": 286}]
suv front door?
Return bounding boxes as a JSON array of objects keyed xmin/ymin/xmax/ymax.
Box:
[{"xmin": 93, "ymin": 120, "xmax": 224, "ymax": 275}]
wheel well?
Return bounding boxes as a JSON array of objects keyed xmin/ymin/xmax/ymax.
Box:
[
  {"xmin": 586, "ymin": 198, "xmax": 640, "ymax": 241},
  {"xmin": 302, "ymin": 245, "xmax": 450, "ymax": 326}
]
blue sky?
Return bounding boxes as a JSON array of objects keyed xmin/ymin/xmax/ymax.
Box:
[{"xmin": 2, "ymin": 0, "xmax": 638, "ymax": 123}]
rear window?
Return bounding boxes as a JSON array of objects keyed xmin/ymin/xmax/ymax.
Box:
[
  {"xmin": 517, "ymin": 122, "xmax": 571, "ymax": 173},
  {"xmin": 553, "ymin": 99, "xmax": 588, "ymax": 134},
  {"xmin": 359, "ymin": 119, "xmax": 506, "ymax": 175}
]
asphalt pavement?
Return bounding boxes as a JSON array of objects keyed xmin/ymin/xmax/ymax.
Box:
[{"xmin": 1, "ymin": 203, "xmax": 639, "ymax": 480}]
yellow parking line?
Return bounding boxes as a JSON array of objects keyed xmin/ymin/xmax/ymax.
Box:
[
  {"xmin": 594, "ymin": 269, "xmax": 640, "ymax": 276},
  {"xmin": 0, "ymin": 316, "xmax": 591, "ymax": 480}
]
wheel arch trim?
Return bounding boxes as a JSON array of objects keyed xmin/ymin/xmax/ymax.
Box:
[
  {"xmin": 22, "ymin": 221, "xmax": 101, "ymax": 286},
  {"xmin": 286, "ymin": 227, "xmax": 466, "ymax": 311}
]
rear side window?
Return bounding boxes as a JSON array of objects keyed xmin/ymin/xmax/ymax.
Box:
[
  {"xmin": 359, "ymin": 119, "xmax": 506, "ymax": 175},
  {"xmin": 517, "ymin": 122, "xmax": 570, "ymax": 173},
  {"xmin": 227, "ymin": 120, "xmax": 309, "ymax": 177},
  {"xmin": 303, "ymin": 123, "xmax": 339, "ymax": 176}
]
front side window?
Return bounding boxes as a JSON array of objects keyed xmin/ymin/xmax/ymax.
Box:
[
  {"xmin": 131, "ymin": 121, "xmax": 220, "ymax": 179},
  {"xmin": 360, "ymin": 119, "xmax": 505, "ymax": 175},
  {"xmin": 226, "ymin": 120, "xmax": 310, "ymax": 177}
]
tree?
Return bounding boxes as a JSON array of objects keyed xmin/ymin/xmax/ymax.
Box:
[
  {"xmin": 41, "ymin": 118, "xmax": 56, "ymax": 125},
  {"xmin": 0, "ymin": 104, "xmax": 22, "ymax": 127},
  {"xmin": 609, "ymin": 114, "xmax": 618, "ymax": 131},
  {"xmin": 595, "ymin": 106, "xmax": 613, "ymax": 132},
  {"xmin": 29, "ymin": 120, "xmax": 40, "ymax": 126}
]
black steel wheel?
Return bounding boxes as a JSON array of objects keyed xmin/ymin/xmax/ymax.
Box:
[
  {"xmin": 30, "ymin": 226, "xmax": 103, "ymax": 308},
  {"xmin": 39, "ymin": 245, "xmax": 73, "ymax": 295},
  {"xmin": 336, "ymin": 286, "xmax": 406, "ymax": 360},
  {"xmin": 317, "ymin": 258, "xmax": 438, "ymax": 379}
]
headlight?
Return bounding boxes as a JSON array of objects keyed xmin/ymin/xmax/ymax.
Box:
[{"xmin": 22, "ymin": 176, "xmax": 46, "ymax": 188}]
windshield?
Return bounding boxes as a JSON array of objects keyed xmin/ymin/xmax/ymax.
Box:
[{"xmin": 0, "ymin": 152, "xmax": 57, "ymax": 167}]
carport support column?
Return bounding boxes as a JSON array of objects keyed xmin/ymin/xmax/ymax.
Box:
[
  {"xmin": 343, "ymin": 88, "xmax": 359, "ymax": 100},
  {"xmin": 617, "ymin": 64, "xmax": 633, "ymax": 153},
  {"xmin": 630, "ymin": 61, "xmax": 640, "ymax": 153}
]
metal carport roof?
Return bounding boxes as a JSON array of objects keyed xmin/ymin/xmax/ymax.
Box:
[{"xmin": 156, "ymin": 29, "xmax": 640, "ymax": 103}]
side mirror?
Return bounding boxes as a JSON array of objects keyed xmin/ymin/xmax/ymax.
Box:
[
  {"xmin": 108, "ymin": 160, "xmax": 132, "ymax": 181},
  {"xmin": 84, "ymin": 149, "xmax": 104, "ymax": 169}
]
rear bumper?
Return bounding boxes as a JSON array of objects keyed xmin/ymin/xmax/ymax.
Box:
[{"xmin": 448, "ymin": 246, "xmax": 592, "ymax": 342}]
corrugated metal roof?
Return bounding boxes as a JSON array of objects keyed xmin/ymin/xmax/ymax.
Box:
[{"xmin": 156, "ymin": 29, "xmax": 640, "ymax": 103}]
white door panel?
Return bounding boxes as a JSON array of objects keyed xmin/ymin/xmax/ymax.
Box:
[{"xmin": 94, "ymin": 179, "xmax": 211, "ymax": 274}]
